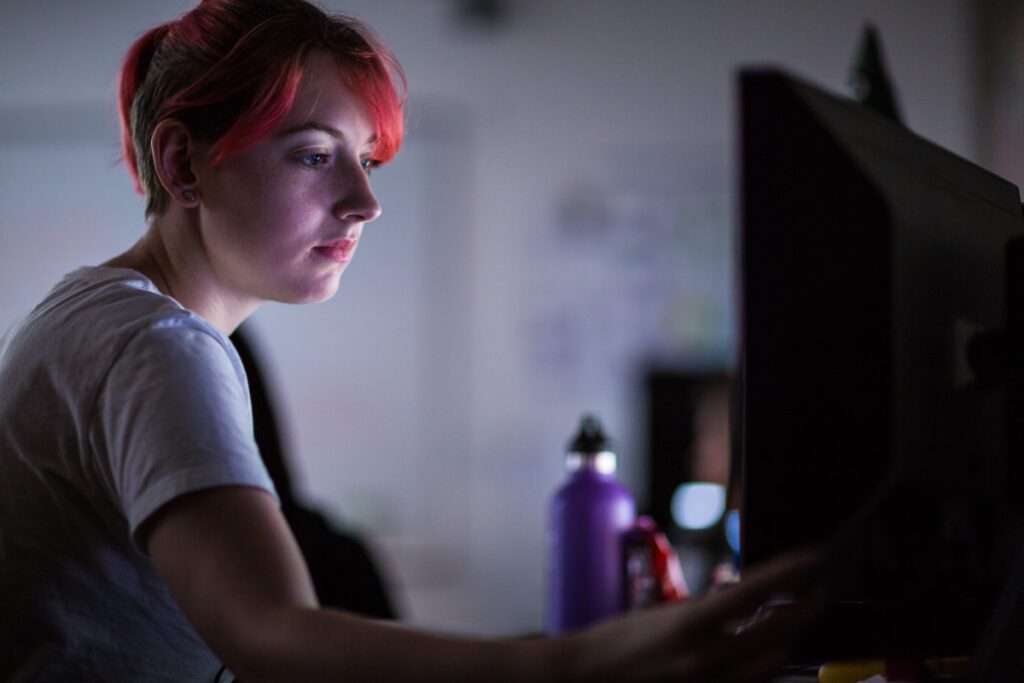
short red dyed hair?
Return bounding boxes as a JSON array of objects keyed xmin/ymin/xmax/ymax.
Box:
[{"xmin": 119, "ymin": 0, "xmax": 406, "ymax": 217}]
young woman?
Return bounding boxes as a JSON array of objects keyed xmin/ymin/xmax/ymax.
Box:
[{"xmin": 0, "ymin": 1, "xmax": 818, "ymax": 680}]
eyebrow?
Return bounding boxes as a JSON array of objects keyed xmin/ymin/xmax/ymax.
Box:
[{"xmin": 274, "ymin": 121, "xmax": 378, "ymax": 147}]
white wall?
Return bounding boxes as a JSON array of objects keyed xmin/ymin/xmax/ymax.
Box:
[{"xmin": 0, "ymin": 0, "xmax": 975, "ymax": 635}]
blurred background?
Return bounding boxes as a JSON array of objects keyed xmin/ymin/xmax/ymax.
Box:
[{"xmin": 2, "ymin": 0, "xmax": 1023, "ymax": 635}]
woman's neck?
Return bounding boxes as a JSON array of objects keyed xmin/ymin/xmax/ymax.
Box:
[{"xmin": 102, "ymin": 215, "xmax": 261, "ymax": 335}]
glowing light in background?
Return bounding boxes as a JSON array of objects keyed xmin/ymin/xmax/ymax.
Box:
[
  {"xmin": 725, "ymin": 509, "xmax": 741, "ymax": 554},
  {"xmin": 671, "ymin": 482, "xmax": 726, "ymax": 530}
]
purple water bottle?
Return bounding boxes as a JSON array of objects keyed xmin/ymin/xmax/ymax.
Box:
[{"xmin": 547, "ymin": 414, "xmax": 636, "ymax": 634}]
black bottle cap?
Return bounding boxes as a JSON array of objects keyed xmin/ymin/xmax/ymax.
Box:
[{"xmin": 568, "ymin": 414, "xmax": 611, "ymax": 454}]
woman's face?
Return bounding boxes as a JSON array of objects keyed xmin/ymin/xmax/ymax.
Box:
[{"xmin": 192, "ymin": 50, "xmax": 382, "ymax": 305}]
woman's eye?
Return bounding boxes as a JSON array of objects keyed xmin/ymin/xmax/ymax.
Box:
[
  {"xmin": 360, "ymin": 158, "xmax": 379, "ymax": 175},
  {"xmin": 299, "ymin": 152, "xmax": 330, "ymax": 167}
]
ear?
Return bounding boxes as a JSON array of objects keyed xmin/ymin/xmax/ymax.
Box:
[{"xmin": 151, "ymin": 119, "xmax": 201, "ymax": 208}]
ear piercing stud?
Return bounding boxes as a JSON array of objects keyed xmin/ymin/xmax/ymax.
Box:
[{"xmin": 183, "ymin": 189, "xmax": 197, "ymax": 202}]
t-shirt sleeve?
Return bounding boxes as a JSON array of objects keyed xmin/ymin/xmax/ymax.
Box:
[{"xmin": 94, "ymin": 319, "xmax": 277, "ymax": 551}]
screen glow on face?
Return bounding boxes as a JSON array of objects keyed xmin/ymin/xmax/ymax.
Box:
[{"xmin": 192, "ymin": 51, "xmax": 382, "ymax": 307}]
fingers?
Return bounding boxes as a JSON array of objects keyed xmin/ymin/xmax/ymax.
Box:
[
  {"xmin": 660, "ymin": 551, "xmax": 823, "ymax": 682},
  {"xmin": 687, "ymin": 549, "xmax": 821, "ymax": 632},
  {"xmin": 584, "ymin": 550, "xmax": 823, "ymax": 682},
  {"xmin": 674, "ymin": 598, "xmax": 819, "ymax": 683}
]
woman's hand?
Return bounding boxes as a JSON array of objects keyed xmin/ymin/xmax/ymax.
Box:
[{"xmin": 557, "ymin": 551, "xmax": 822, "ymax": 682}]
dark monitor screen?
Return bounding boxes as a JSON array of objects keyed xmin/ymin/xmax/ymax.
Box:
[{"xmin": 738, "ymin": 68, "xmax": 1024, "ymax": 659}]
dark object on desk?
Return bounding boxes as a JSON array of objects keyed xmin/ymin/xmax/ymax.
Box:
[
  {"xmin": 968, "ymin": 534, "xmax": 1024, "ymax": 681},
  {"xmin": 645, "ymin": 371, "xmax": 734, "ymax": 534},
  {"xmin": 644, "ymin": 370, "xmax": 734, "ymax": 595},
  {"xmin": 231, "ymin": 326, "xmax": 398, "ymax": 619},
  {"xmin": 738, "ymin": 68, "xmax": 1024, "ymax": 661}
]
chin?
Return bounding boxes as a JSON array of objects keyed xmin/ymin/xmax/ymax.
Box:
[{"xmin": 288, "ymin": 272, "xmax": 344, "ymax": 304}]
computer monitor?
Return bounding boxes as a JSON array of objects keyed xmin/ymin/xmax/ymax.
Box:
[{"xmin": 738, "ymin": 68, "xmax": 1024, "ymax": 659}]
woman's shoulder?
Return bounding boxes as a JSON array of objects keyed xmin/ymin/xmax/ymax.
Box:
[
  {"xmin": 7, "ymin": 266, "xmax": 231, "ymax": 379},
  {"xmin": 41, "ymin": 265, "xmax": 217, "ymax": 339},
  {"xmin": 54, "ymin": 265, "xmax": 178, "ymax": 310},
  {"xmin": 0, "ymin": 268, "xmax": 245, "ymax": 455}
]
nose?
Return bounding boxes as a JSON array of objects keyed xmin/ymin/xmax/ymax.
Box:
[{"xmin": 333, "ymin": 163, "xmax": 382, "ymax": 224}]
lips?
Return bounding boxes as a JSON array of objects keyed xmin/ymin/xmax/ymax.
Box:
[{"xmin": 313, "ymin": 238, "xmax": 358, "ymax": 263}]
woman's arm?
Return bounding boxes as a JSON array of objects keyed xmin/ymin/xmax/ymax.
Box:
[
  {"xmin": 147, "ymin": 487, "xmax": 818, "ymax": 682},
  {"xmin": 146, "ymin": 487, "xmax": 554, "ymax": 682}
]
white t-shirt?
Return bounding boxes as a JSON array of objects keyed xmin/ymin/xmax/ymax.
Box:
[{"xmin": 0, "ymin": 266, "xmax": 277, "ymax": 682}]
